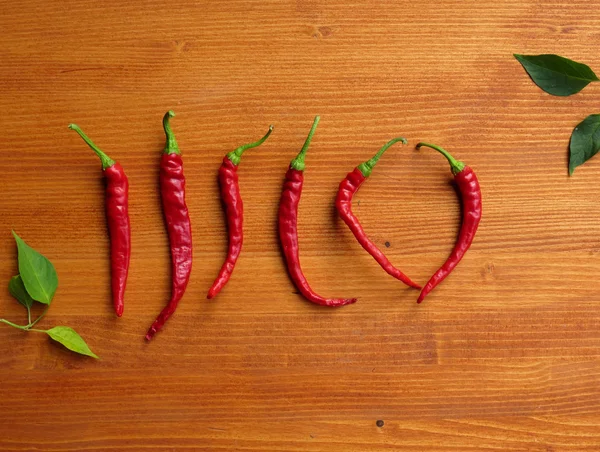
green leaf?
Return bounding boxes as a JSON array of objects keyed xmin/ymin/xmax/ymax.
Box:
[
  {"xmin": 12, "ymin": 231, "xmax": 58, "ymax": 305},
  {"xmin": 514, "ymin": 54, "xmax": 599, "ymax": 96},
  {"xmin": 8, "ymin": 275, "xmax": 34, "ymax": 309},
  {"xmin": 46, "ymin": 326, "xmax": 99, "ymax": 359},
  {"xmin": 569, "ymin": 114, "xmax": 600, "ymax": 175}
]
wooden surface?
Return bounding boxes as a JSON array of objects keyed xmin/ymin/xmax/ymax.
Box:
[{"xmin": 1, "ymin": 0, "xmax": 600, "ymax": 450}]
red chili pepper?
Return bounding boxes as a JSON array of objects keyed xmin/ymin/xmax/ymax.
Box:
[
  {"xmin": 69, "ymin": 124, "xmax": 131, "ymax": 317},
  {"xmin": 146, "ymin": 111, "xmax": 193, "ymax": 340},
  {"xmin": 336, "ymin": 138, "xmax": 421, "ymax": 289},
  {"xmin": 279, "ymin": 116, "xmax": 357, "ymax": 307},
  {"xmin": 207, "ymin": 125, "xmax": 274, "ymax": 299},
  {"xmin": 415, "ymin": 142, "xmax": 482, "ymax": 303}
]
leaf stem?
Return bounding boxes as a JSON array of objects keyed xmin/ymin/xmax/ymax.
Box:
[
  {"xmin": 28, "ymin": 307, "xmax": 49, "ymax": 329},
  {"xmin": 27, "ymin": 306, "xmax": 31, "ymax": 325},
  {"xmin": 0, "ymin": 318, "xmax": 29, "ymax": 330},
  {"xmin": 0, "ymin": 306, "xmax": 49, "ymax": 332}
]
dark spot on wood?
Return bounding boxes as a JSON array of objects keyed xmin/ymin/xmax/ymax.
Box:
[
  {"xmin": 311, "ymin": 25, "xmax": 334, "ymax": 39},
  {"xmin": 481, "ymin": 261, "xmax": 495, "ymax": 281},
  {"xmin": 318, "ymin": 26, "xmax": 333, "ymax": 37},
  {"xmin": 385, "ymin": 241, "xmax": 391, "ymax": 248},
  {"xmin": 376, "ymin": 420, "xmax": 384, "ymax": 427}
]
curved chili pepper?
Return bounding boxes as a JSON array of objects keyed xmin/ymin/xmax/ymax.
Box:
[
  {"xmin": 69, "ymin": 124, "xmax": 130, "ymax": 317},
  {"xmin": 279, "ymin": 116, "xmax": 357, "ymax": 307},
  {"xmin": 415, "ymin": 142, "xmax": 482, "ymax": 304},
  {"xmin": 336, "ymin": 138, "xmax": 421, "ymax": 289},
  {"xmin": 207, "ymin": 125, "xmax": 274, "ymax": 299},
  {"xmin": 146, "ymin": 111, "xmax": 193, "ymax": 340}
]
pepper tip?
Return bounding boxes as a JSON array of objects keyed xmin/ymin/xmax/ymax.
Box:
[
  {"xmin": 145, "ymin": 326, "xmax": 157, "ymax": 341},
  {"xmin": 167, "ymin": 110, "xmax": 175, "ymax": 118}
]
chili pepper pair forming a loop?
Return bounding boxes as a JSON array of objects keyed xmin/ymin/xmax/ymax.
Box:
[
  {"xmin": 335, "ymin": 138, "xmax": 481, "ymax": 303},
  {"xmin": 68, "ymin": 124, "xmax": 131, "ymax": 318}
]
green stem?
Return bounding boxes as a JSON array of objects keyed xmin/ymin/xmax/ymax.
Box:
[
  {"xmin": 357, "ymin": 137, "xmax": 407, "ymax": 178},
  {"xmin": 0, "ymin": 318, "xmax": 29, "ymax": 330},
  {"xmin": 27, "ymin": 306, "xmax": 31, "ymax": 325},
  {"xmin": 0, "ymin": 304, "xmax": 49, "ymax": 331},
  {"xmin": 163, "ymin": 111, "xmax": 180, "ymax": 155},
  {"xmin": 416, "ymin": 142, "xmax": 465, "ymax": 175},
  {"xmin": 68, "ymin": 124, "xmax": 116, "ymax": 170},
  {"xmin": 29, "ymin": 307, "xmax": 49, "ymax": 329},
  {"xmin": 0, "ymin": 303, "xmax": 48, "ymax": 332},
  {"xmin": 227, "ymin": 125, "xmax": 274, "ymax": 166},
  {"xmin": 290, "ymin": 116, "xmax": 320, "ymax": 171}
]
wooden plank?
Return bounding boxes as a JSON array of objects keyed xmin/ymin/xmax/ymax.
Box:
[{"xmin": 1, "ymin": 0, "xmax": 600, "ymax": 449}]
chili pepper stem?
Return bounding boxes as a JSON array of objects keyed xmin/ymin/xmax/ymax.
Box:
[
  {"xmin": 416, "ymin": 142, "xmax": 465, "ymax": 175},
  {"xmin": 357, "ymin": 137, "xmax": 408, "ymax": 178},
  {"xmin": 290, "ymin": 116, "xmax": 320, "ymax": 171},
  {"xmin": 163, "ymin": 110, "xmax": 181, "ymax": 155},
  {"xmin": 227, "ymin": 125, "xmax": 274, "ymax": 165},
  {"xmin": 68, "ymin": 124, "xmax": 116, "ymax": 170}
]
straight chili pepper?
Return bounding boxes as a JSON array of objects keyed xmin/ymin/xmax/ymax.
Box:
[
  {"xmin": 415, "ymin": 142, "xmax": 482, "ymax": 303},
  {"xmin": 279, "ymin": 116, "xmax": 357, "ymax": 307},
  {"xmin": 336, "ymin": 138, "xmax": 421, "ymax": 289},
  {"xmin": 69, "ymin": 124, "xmax": 131, "ymax": 317},
  {"xmin": 146, "ymin": 111, "xmax": 193, "ymax": 340},
  {"xmin": 207, "ymin": 125, "xmax": 274, "ymax": 299}
]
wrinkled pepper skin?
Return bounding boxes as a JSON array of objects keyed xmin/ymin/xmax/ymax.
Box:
[
  {"xmin": 207, "ymin": 125, "xmax": 272, "ymax": 299},
  {"xmin": 146, "ymin": 112, "xmax": 193, "ymax": 340},
  {"xmin": 207, "ymin": 157, "xmax": 243, "ymax": 299},
  {"xmin": 104, "ymin": 163, "xmax": 131, "ymax": 317},
  {"xmin": 279, "ymin": 166, "xmax": 357, "ymax": 307},
  {"xmin": 69, "ymin": 124, "xmax": 131, "ymax": 317},
  {"xmin": 415, "ymin": 142, "xmax": 482, "ymax": 304},
  {"xmin": 417, "ymin": 166, "xmax": 481, "ymax": 303},
  {"xmin": 336, "ymin": 167, "xmax": 420, "ymax": 289}
]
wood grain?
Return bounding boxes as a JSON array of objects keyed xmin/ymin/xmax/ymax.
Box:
[{"xmin": 1, "ymin": 0, "xmax": 600, "ymax": 450}]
